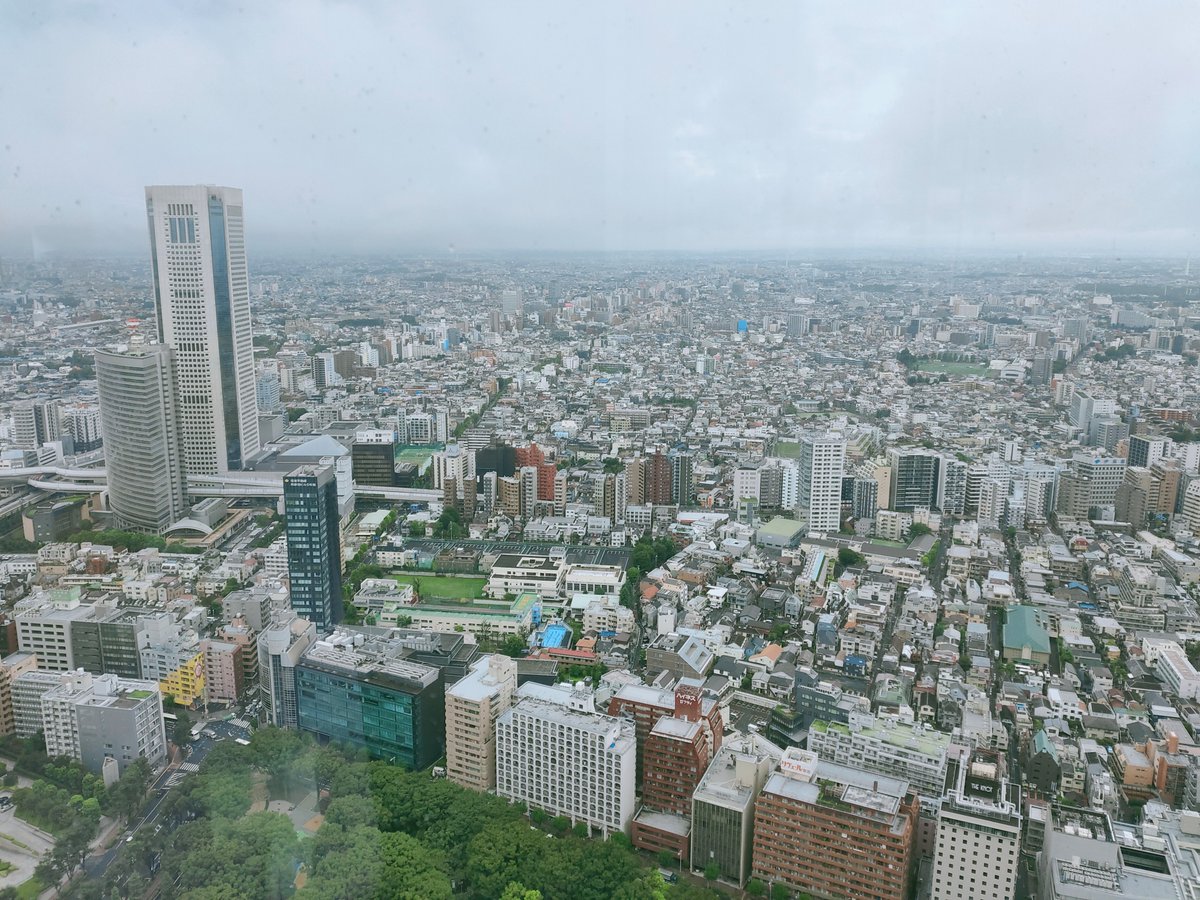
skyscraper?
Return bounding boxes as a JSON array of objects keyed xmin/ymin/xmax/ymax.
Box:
[
  {"xmin": 284, "ymin": 465, "xmax": 343, "ymax": 631},
  {"xmin": 798, "ymin": 433, "xmax": 846, "ymax": 533},
  {"xmin": 145, "ymin": 185, "xmax": 260, "ymax": 474},
  {"xmin": 95, "ymin": 344, "xmax": 188, "ymax": 534},
  {"xmin": 645, "ymin": 452, "xmax": 674, "ymax": 506}
]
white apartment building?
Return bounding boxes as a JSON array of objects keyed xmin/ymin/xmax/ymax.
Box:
[
  {"xmin": 444, "ymin": 654, "xmax": 517, "ymax": 792},
  {"xmin": 432, "ymin": 444, "xmax": 476, "ymax": 491},
  {"xmin": 41, "ymin": 670, "xmax": 167, "ymax": 775},
  {"xmin": 798, "ymin": 434, "xmax": 846, "ymax": 533},
  {"xmin": 732, "ymin": 467, "xmax": 761, "ymax": 503},
  {"xmin": 496, "ymin": 682, "xmax": 636, "ymax": 835},
  {"xmin": 931, "ymin": 753, "xmax": 1021, "ymax": 900},
  {"xmin": 13, "ymin": 670, "xmax": 63, "ymax": 738},
  {"xmin": 145, "ymin": 185, "xmax": 260, "ymax": 473},
  {"xmin": 16, "ymin": 593, "xmax": 95, "ymax": 672},
  {"xmin": 1156, "ymin": 644, "xmax": 1200, "ymax": 701},
  {"xmin": 582, "ymin": 601, "xmax": 636, "ymax": 634}
]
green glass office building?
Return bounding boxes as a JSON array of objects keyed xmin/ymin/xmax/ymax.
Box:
[{"xmin": 295, "ymin": 638, "xmax": 444, "ymax": 769}]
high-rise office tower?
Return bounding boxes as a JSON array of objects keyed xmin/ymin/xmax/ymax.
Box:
[
  {"xmin": 798, "ymin": 434, "xmax": 846, "ymax": 533},
  {"xmin": 95, "ymin": 345, "xmax": 188, "ymax": 534},
  {"xmin": 145, "ymin": 185, "xmax": 260, "ymax": 474},
  {"xmin": 310, "ymin": 352, "xmax": 335, "ymax": 390},
  {"xmin": 1029, "ymin": 353, "xmax": 1053, "ymax": 385},
  {"xmin": 1062, "ymin": 316, "xmax": 1091, "ymax": 345},
  {"xmin": 12, "ymin": 400, "xmax": 61, "ymax": 450},
  {"xmin": 501, "ymin": 288, "xmax": 523, "ymax": 317},
  {"xmin": 1057, "ymin": 453, "xmax": 1126, "ymax": 520},
  {"xmin": 284, "ymin": 465, "xmax": 343, "ymax": 631}
]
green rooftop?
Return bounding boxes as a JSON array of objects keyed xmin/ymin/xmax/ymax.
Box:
[
  {"xmin": 1003, "ymin": 606, "xmax": 1051, "ymax": 655},
  {"xmin": 757, "ymin": 517, "xmax": 805, "ymax": 542}
]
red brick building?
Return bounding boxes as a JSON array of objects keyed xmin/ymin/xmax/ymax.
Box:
[
  {"xmin": 645, "ymin": 451, "xmax": 674, "ymax": 506},
  {"xmin": 607, "ymin": 682, "xmax": 723, "ymax": 774},
  {"xmin": 752, "ymin": 748, "xmax": 917, "ymax": 900},
  {"xmin": 619, "ymin": 684, "xmax": 722, "ymax": 862},
  {"xmin": 515, "ymin": 443, "xmax": 557, "ymax": 501}
]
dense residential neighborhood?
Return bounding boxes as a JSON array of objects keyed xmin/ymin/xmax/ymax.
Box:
[{"xmin": 0, "ymin": 239, "xmax": 1198, "ymax": 898}]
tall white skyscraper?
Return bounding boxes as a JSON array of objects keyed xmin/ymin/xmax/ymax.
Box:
[
  {"xmin": 798, "ymin": 433, "xmax": 846, "ymax": 533},
  {"xmin": 145, "ymin": 185, "xmax": 260, "ymax": 474}
]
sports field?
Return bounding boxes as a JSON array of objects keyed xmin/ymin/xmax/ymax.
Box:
[{"xmin": 392, "ymin": 573, "xmax": 487, "ymax": 600}]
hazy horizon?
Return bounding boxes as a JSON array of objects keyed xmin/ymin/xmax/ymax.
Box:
[{"xmin": 5, "ymin": 2, "xmax": 1198, "ymax": 258}]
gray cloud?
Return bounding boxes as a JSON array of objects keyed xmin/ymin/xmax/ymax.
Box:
[{"xmin": 3, "ymin": 1, "xmax": 1198, "ymax": 256}]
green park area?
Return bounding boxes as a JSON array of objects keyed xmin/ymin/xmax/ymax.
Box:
[
  {"xmin": 61, "ymin": 727, "xmax": 703, "ymax": 900},
  {"xmin": 392, "ymin": 573, "xmax": 487, "ymax": 601}
]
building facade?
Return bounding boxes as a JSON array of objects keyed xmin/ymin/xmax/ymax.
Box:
[
  {"xmin": 931, "ymin": 752, "xmax": 1022, "ymax": 900},
  {"xmin": 798, "ymin": 433, "xmax": 846, "ymax": 532},
  {"xmin": 284, "ymin": 464, "xmax": 343, "ymax": 631},
  {"xmin": 806, "ymin": 714, "xmax": 951, "ymax": 798},
  {"xmin": 496, "ymin": 682, "xmax": 636, "ymax": 835},
  {"xmin": 95, "ymin": 344, "xmax": 188, "ymax": 534},
  {"xmin": 294, "ymin": 631, "xmax": 444, "ymax": 769},
  {"xmin": 145, "ymin": 184, "xmax": 260, "ymax": 473},
  {"xmin": 752, "ymin": 749, "xmax": 917, "ymax": 900},
  {"xmin": 41, "ymin": 670, "xmax": 167, "ymax": 775},
  {"xmin": 690, "ymin": 732, "xmax": 783, "ymax": 886},
  {"xmin": 257, "ymin": 613, "xmax": 317, "ymax": 728},
  {"xmin": 444, "ymin": 654, "xmax": 517, "ymax": 792}
]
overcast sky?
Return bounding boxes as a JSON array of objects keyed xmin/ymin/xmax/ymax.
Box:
[{"xmin": 4, "ymin": 1, "xmax": 1198, "ymax": 257}]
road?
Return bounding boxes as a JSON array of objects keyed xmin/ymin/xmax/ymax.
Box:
[
  {"xmin": 82, "ymin": 720, "xmax": 244, "ymax": 880},
  {"xmin": 83, "ymin": 762, "xmax": 175, "ymax": 880}
]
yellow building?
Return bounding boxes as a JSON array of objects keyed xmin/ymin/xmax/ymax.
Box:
[{"xmin": 159, "ymin": 651, "xmax": 206, "ymax": 708}]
